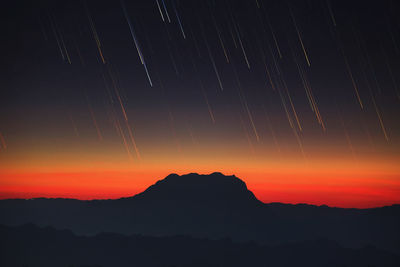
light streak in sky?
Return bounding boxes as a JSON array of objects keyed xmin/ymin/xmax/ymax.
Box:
[
  {"xmin": 107, "ymin": 67, "xmax": 142, "ymax": 158},
  {"xmin": 232, "ymin": 61, "xmax": 260, "ymax": 142},
  {"xmin": 172, "ymin": 1, "xmax": 186, "ymax": 39},
  {"xmin": 189, "ymin": 51, "xmax": 216, "ymax": 124},
  {"xmin": 73, "ymin": 38, "xmax": 85, "ymax": 66},
  {"xmin": 200, "ymin": 22, "xmax": 224, "ymax": 91},
  {"xmin": 290, "ymin": 8, "xmax": 311, "ymax": 67},
  {"xmin": 155, "ymin": 0, "xmax": 165, "ymax": 22},
  {"xmin": 263, "ymin": 107, "xmax": 281, "ymax": 154},
  {"xmin": 326, "ymin": 0, "xmax": 337, "ymax": 27},
  {"xmin": 371, "ymin": 93, "xmax": 389, "ymax": 142},
  {"xmin": 115, "ymin": 118, "xmax": 133, "ymax": 159},
  {"xmin": 335, "ymin": 29, "xmax": 364, "ymax": 109},
  {"xmin": 213, "ymin": 16, "xmax": 230, "ymax": 63},
  {"xmin": 234, "ymin": 23, "xmax": 251, "ymax": 69},
  {"xmin": 362, "ymin": 70, "xmax": 390, "ymax": 142},
  {"xmin": 238, "ymin": 113, "xmax": 255, "ymax": 154},
  {"xmin": 291, "ymin": 49, "xmax": 325, "ymax": 130},
  {"xmin": 189, "ymin": 26, "xmax": 202, "ymax": 58},
  {"xmin": 125, "ymin": 120, "xmax": 141, "ymax": 159},
  {"xmin": 85, "ymin": 2, "xmax": 105, "ymax": 64},
  {"xmin": 343, "ymin": 54, "xmax": 363, "ymax": 109},
  {"xmin": 161, "ymin": 0, "xmax": 171, "ymax": 23},
  {"xmin": 121, "ymin": 0, "xmax": 153, "ymax": 87},
  {"xmin": 87, "ymin": 102, "xmax": 103, "ymax": 141},
  {"xmin": 265, "ymin": 11, "xmax": 282, "ymax": 59},
  {"xmin": 282, "ymin": 77, "xmax": 303, "ymax": 132},
  {"xmin": 49, "ymin": 14, "xmax": 70, "ymax": 63}
]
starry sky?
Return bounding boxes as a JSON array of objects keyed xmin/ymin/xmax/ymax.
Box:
[{"xmin": 1, "ymin": 0, "xmax": 400, "ymax": 208}]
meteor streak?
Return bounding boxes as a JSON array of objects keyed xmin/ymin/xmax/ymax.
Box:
[
  {"xmin": 290, "ymin": 8, "xmax": 311, "ymax": 66},
  {"xmin": 172, "ymin": 1, "xmax": 186, "ymax": 39},
  {"xmin": 121, "ymin": 0, "xmax": 153, "ymax": 86},
  {"xmin": 200, "ymin": 22, "xmax": 224, "ymax": 91},
  {"xmin": 85, "ymin": 3, "xmax": 106, "ymax": 64},
  {"xmin": 155, "ymin": 0, "xmax": 165, "ymax": 22}
]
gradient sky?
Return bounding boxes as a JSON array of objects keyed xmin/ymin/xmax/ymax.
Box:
[{"xmin": 1, "ymin": 0, "xmax": 400, "ymax": 208}]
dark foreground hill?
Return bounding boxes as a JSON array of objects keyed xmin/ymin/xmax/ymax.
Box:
[
  {"xmin": 0, "ymin": 172, "xmax": 399, "ymax": 253},
  {"xmin": 1, "ymin": 224, "xmax": 399, "ymax": 267}
]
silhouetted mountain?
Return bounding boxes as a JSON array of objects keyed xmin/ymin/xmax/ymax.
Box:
[
  {"xmin": 134, "ymin": 172, "xmax": 260, "ymax": 205},
  {"xmin": 0, "ymin": 172, "xmax": 399, "ymax": 253},
  {"xmin": 1, "ymin": 224, "xmax": 399, "ymax": 267}
]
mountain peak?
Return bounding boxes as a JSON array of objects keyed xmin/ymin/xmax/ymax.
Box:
[{"xmin": 135, "ymin": 172, "xmax": 260, "ymax": 205}]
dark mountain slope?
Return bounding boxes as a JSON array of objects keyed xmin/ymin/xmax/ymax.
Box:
[
  {"xmin": 133, "ymin": 172, "xmax": 260, "ymax": 204},
  {"xmin": 1, "ymin": 224, "xmax": 399, "ymax": 267}
]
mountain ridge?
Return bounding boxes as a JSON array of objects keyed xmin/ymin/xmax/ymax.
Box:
[
  {"xmin": 0, "ymin": 172, "xmax": 399, "ymax": 254},
  {"xmin": 128, "ymin": 172, "xmax": 261, "ymax": 206},
  {"xmin": 2, "ymin": 223, "xmax": 399, "ymax": 267}
]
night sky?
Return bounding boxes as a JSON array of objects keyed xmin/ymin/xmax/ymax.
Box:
[{"xmin": 1, "ymin": 0, "xmax": 400, "ymax": 207}]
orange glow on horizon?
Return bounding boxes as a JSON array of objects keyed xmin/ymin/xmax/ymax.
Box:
[
  {"xmin": 1, "ymin": 131, "xmax": 399, "ymax": 209},
  {"xmin": 1, "ymin": 153, "xmax": 399, "ymax": 208}
]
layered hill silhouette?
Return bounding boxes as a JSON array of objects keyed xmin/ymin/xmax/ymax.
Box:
[
  {"xmin": 1, "ymin": 172, "xmax": 399, "ymax": 254},
  {"xmin": 1, "ymin": 223, "xmax": 399, "ymax": 267}
]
